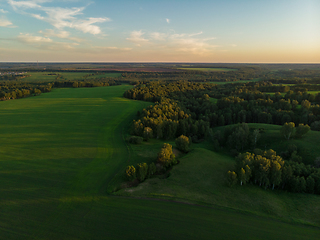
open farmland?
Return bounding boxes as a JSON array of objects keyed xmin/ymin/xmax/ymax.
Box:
[
  {"xmin": 0, "ymin": 86, "xmax": 319, "ymax": 239},
  {"xmin": 178, "ymin": 67, "xmax": 238, "ymax": 72},
  {"xmin": 21, "ymin": 72, "xmax": 121, "ymax": 82}
]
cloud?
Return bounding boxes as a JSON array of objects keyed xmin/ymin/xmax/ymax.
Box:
[
  {"xmin": 231, "ymin": 44, "xmax": 237, "ymax": 47},
  {"xmin": 126, "ymin": 30, "xmax": 149, "ymax": 46},
  {"xmin": 128, "ymin": 30, "xmax": 218, "ymax": 55},
  {"xmin": 17, "ymin": 33, "xmax": 52, "ymax": 43},
  {"xmin": 166, "ymin": 18, "xmax": 170, "ymax": 24},
  {"xmin": 0, "ymin": 9, "xmax": 8, "ymax": 13},
  {"xmin": 16, "ymin": 33, "xmax": 80, "ymax": 50},
  {"xmin": 149, "ymin": 32, "xmax": 167, "ymax": 41},
  {"xmin": 92, "ymin": 46, "xmax": 132, "ymax": 52},
  {"xmin": 8, "ymin": 0, "xmax": 110, "ymax": 35},
  {"xmin": 39, "ymin": 29, "xmax": 84, "ymax": 42},
  {"xmin": 0, "ymin": 18, "xmax": 14, "ymax": 27}
]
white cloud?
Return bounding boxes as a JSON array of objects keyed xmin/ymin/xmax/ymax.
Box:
[
  {"xmin": 128, "ymin": 30, "xmax": 218, "ymax": 55},
  {"xmin": 0, "ymin": 18, "xmax": 13, "ymax": 27},
  {"xmin": 17, "ymin": 33, "xmax": 52, "ymax": 43},
  {"xmin": 0, "ymin": 9, "xmax": 8, "ymax": 13},
  {"xmin": 93, "ymin": 46, "xmax": 132, "ymax": 52},
  {"xmin": 8, "ymin": 0, "xmax": 110, "ymax": 35},
  {"xmin": 166, "ymin": 18, "xmax": 170, "ymax": 24},
  {"xmin": 16, "ymin": 33, "xmax": 80, "ymax": 51},
  {"xmin": 39, "ymin": 29, "xmax": 84, "ymax": 42},
  {"xmin": 126, "ymin": 30, "xmax": 149, "ymax": 46},
  {"xmin": 149, "ymin": 32, "xmax": 167, "ymax": 41}
]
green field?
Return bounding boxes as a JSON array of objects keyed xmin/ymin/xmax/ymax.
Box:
[
  {"xmin": 178, "ymin": 67, "xmax": 238, "ymax": 72},
  {"xmin": 0, "ymin": 86, "xmax": 319, "ymax": 239},
  {"xmin": 21, "ymin": 72, "xmax": 121, "ymax": 82}
]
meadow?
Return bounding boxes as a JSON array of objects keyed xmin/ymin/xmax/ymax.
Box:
[{"xmin": 0, "ymin": 86, "xmax": 319, "ymax": 239}]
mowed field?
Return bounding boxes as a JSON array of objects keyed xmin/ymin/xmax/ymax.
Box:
[{"xmin": 0, "ymin": 86, "xmax": 319, "ymax": 239}]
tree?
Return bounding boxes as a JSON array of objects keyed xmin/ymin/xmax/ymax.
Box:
[
  {"xmin": 270, "ymin": 161, "xmax": 282, "ymax": 190},
  {"xmin": 143, "ymin": 127, "xmax": 153, "ymax": 141},
  {"xmin": 251, "ymin": 129, "xmax": 260, "ymax": 149},
  {"xmin": 125, "ymin": 165, "xmax": 136, "ymax": 181},
  {"xmin": 227, "ymin": 171, "xmax": 237, "ymax": 187},
  {"xmin": 280, "ymin": 122, "xmax": 295, "ymax": 140},
  {"xmin": 175, "ymin": 135, "xmax": 190, "ymax": 153},
  {"xmin": 157, "ymin": 143, "xmax": 176, "ymax": 169},
  {"xmin": 306, "ymin": 176, "xmax": 315, "ymax": 194},
  {"xmin": 136, "ymin": 163, "xmax": 148, "ymax": 182},
  {"xmin": 148, "ymin": 162, "xmax": 157, "ymax": 177},
  {"xmin": 295, "ymin": 124, "xmax": 310, "ymax": 138}
]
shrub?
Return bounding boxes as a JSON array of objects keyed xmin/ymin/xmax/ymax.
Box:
[{"xmin": 175, "ymin": 135, "xmax": 190, "ymax": 153}]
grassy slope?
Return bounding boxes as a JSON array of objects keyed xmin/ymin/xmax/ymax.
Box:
[
  {"xmin": 117, "ymin": 146, "xmax": 320, "ymax": 227},
  {"xmin": 0, "ymin": 88, "xmax": 319, "ymax": 239}
]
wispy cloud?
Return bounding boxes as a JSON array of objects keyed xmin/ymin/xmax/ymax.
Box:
[
  {"xmin": 17, "ymin": 33, "xmax": 79, "ymax": 50},
  {"xmin": 126, "ymin": 30, "xmax": 149, "ymax": 46},
  {"xmin": 128, "ymin": 30, "xmax": 218, "ymax": 55},
  {"xmin": 0, "ymin": 9, "xmax": 8, "ymax": 13},
  {"xmin": 17, "ymin": 33, "xmax": 52, "ymax": 43},
  {"xmin": 8, "ymin": 0, "xmax": 110, "ymax": 35},
  {"xmin": 166, "ymin": 18, "xmax": 170, "ymax": 24},
  {"xmin": 0, "ymin": 18, "xmax": 14, "ymax": 27},
  {"xmin": 39, "ymin": 29, "xmax": 84, "ymax": 42}
]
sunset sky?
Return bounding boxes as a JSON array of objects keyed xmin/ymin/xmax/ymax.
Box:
[{"xmin": 0, "ymin": 0, "xmax": 319, "ymax": 62}]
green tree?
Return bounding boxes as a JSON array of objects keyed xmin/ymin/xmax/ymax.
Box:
[
  {"xmin": 157, "ymin": 143, "xmax": 176, "ymax": 169},
  {"xmin": 280, "ymin": 122, "xmax": 295, "ymax": 140},
  {"xmin": 175, "ymin": 135, "xmax": 190, "ymax": 153},
  {"xmin": 136, "ymin": 163, "xmax": 148, "ymax": 182},
  {"xmin": 143, "ymin": 127, "xmax": 153, "ymax": 141},
  {"xmin": 251, "ymin": 129, "xmax": 260, "ymax": 149},
  {"xmin": 306, "ymin": 176, "xmax": 315, "ymax": 194},
  {"xmin": 125, "ymin": 165, "xmax": 136, "ymax": 181},
  {"xmin": 270, "ymin": 161, "xmax": 282, "ymax": 190},
  {"xmin": 148, "ymin": 162, "xmax": 157, "ymax": 177},
  {"xmin": 227, "ymin": 171, "xmax": 238, "ymax": 187},
  {"xmin": 295, "ymin": 124, "xmax": 310, "ymax": 138}
]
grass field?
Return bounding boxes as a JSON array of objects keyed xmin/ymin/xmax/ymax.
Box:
[
  {"xmin": 0, "ymin": 87, "xmax": 319, "ymax": 239},
  {"xmin": 21, "ymin": 72, "xmax": 121, "ymax": 82},
  {"xmin": 178, "ymin": 67, "xmax": 238, "ymax": 72}
]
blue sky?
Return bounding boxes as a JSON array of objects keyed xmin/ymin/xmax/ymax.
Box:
[{"xmin": 0, "ymin": 0, "xmax": 319, "ymax": 62}]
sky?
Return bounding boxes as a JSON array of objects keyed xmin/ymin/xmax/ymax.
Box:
[{"xmin": 0, "ymin": 0, "xmax": 319, "ymax": 63}]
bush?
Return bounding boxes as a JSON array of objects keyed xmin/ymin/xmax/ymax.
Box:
[
  {"xmin": 128, "ymin": 136, "xmax": 143, "ymax": 144},
  {"xmin": 125, "ymin": 165, "xmax": 136, "ymax": 181},
  {"xmin": 175, "ymin": 135, "xmax": 190, "ymax": 153}
]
